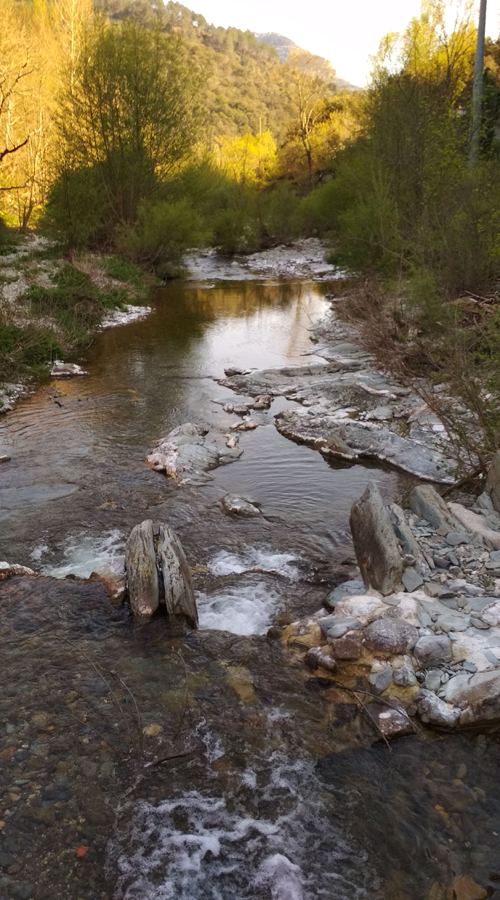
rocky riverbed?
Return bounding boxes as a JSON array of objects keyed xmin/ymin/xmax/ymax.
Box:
[{"xmin": 2, "ymin": 239, "xmax": 500, "ymax": 898}]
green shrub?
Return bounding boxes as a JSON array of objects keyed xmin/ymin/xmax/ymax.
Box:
[{"xmin": 117, "ymin": 198, "xmax": 210, "ymax": 278}]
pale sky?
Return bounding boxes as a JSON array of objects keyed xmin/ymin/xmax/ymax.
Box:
[{"xmin": 186, "ymin": 0, "xmax": 500, "ymax": 86}]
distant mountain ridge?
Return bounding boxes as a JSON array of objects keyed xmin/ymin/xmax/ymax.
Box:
[
  {"xmin": 256, "ymin": 31, "xmax": 359, "ymax": 91},
  {"xmin": 96, "ymin": 0, "xmax": 359, "ymax": 138}
]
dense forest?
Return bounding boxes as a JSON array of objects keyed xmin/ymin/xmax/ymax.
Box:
[{"xmin": 0, "ymin": 0, "xmax": 499, "ymax": 456}]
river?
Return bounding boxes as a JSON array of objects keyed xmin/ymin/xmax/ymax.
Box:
[{"xmin": 1, "ymin": 257, "xmax": 499, "ymax": 899}]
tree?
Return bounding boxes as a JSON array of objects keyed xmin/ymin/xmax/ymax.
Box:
[
  {"xmin": 56, "ymin": 19, "xmax": 202, "ymax": 227},
  {"xmin": 285, "ymin": 49, "xmax": 336, "ymax": 183}
]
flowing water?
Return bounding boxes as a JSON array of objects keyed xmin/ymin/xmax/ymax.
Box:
[{"xmin": 1, "ymin": 267, "xmax": 500, "ymax": 899}]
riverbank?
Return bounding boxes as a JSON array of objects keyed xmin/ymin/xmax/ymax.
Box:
[{"xmin": 0, "ymin": 233, "xmax": 156, "ymax": 412}]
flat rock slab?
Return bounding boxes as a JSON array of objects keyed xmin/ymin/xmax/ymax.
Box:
[
  {"xmin": 147, "ymin": 422, "xmax": 243, "ymax": 484},
  {"xmin": 276, "ymin": 411, "xmax": 455, "ymax": 482}
]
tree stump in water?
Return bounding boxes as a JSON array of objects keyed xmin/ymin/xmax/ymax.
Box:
[{"xmin": 125, "ymin": 520, "xmax": 198, "ymax": 630}]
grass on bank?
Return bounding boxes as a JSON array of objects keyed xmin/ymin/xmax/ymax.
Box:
[{"xmin": 0, "ymin": 254, "xmax": 154, "ymax": 386}]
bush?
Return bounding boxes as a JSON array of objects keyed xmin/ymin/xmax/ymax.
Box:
[
  {"xmin": 116, "ymin": 198, "xmax": 210, "ymax": 278},
  {"xmin": 0, "ymin": 317, "xmax": 62, "ymax": 380}
]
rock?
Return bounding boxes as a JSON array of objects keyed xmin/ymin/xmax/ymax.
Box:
[
  {"xmin": 276, "ymin": 410, "xmax": 454, "ymax": 482},
  {"xmin": 486, "ymin": 450, "xmax": 500, "ymax": 513},
  {"xmin": 368, "ymin": 664, "xmax": 393, "ymax": 693},
  {"xmin": 409, "ymin": 484, "xmax": 458, "ymax": 534},
  {"xmin": 125, "ymin": 521, "xmax": 160, "ymax": 621},
  {"xmin": 0, "ymin": 454, "xmax": 10, "ymax": 464},
  {"xmin": 445, "ymin": 531, "xmax": 470, "ymax": 547},
  {"xmin": 125, "ymin": 520, "xmax": 197, "ymax": 628},
  {"xmin": 424, "ymin": 669, "xmax": 443, "ymax": 692},
  {"xmin": 251, "ymin": 394, "xmax": 272, "ymax": 410},
  {"xmin": 147, "ymin": 422, "xmax": 242, "ymax": 483},
  {"xmin": 350, "ymin": 483, "xmax": 403, "ymax": 595},
  {"xmin": 224, "ymin": 366, "xmax": 249, "ymax": 377},
  {"xmin": 319, "ymin": 615, "xmax": 362, "ymax": 640},
  {"xmin": 436, "ymin": 611, "xmax": 470, "ymax": 633},
  {"xmin": 50, "ymin": 360, "xmax": 87, "ymax": 377},
  {"xmin": 393, "ymin": 664, "xmax": 417, "ymax": 687},
  {"xmin": 225, "ymin": 434, "xmax": 239, "ymax": 449},
  {"xmin": 417, "ymin": 690, "xmax": 460, "ymax": 728},
  {"xmin": 414, "ymin": 635, "xmax": 452, "ymax": 667},
  {"xmin": 402, "ymin": 567, "xmax": 424, "ymax": 592},
  {"xmin": 443, "ymin": 670, "xmax": 500, "ymax": 726},
  {"xmin": 156, "ymin": 523, "xmax": 198, "ymax": 630},
  {"xmin": 390, "ymin": 504, "xmax": 428, "ymax": 571},
  {"xmin": 328, "ymin": 634, "xmax": 364, "ymax": 660},
  {"xmin": 448, "ymin": 502, "xmax": 500, "ymax": 550},
  {"xmin": 325, "ymin": 579, "xmax": 366, "ymax": 610},
  {"xmin": 477, "ymin": 491, "xmax": 494, "ymax": 512},
  {"xmin": 364, "ymin": 617, "xmax": 418, "ymax": 655},
  {"xmin": 221, "ymin": 494, "xmax": 261, "ymax": 517},
  {"xmin": 0, "ymin": 561, "xmax": 35, "ymax": 579},
  {"xmin": 305, "ymin": 646, "xmax": 337, "ymax": 673},
  {"xmin": 233, "ymin": 418, "xmax": 259, "ymax": 431},
  {"xmin": 367, "ymin": 703, "xmax": 414, "ymax": 739}
]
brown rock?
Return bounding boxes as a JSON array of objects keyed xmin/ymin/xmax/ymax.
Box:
[{"xmin": 329, "ymin": 634, "xmax": 364, "ymax": 660}]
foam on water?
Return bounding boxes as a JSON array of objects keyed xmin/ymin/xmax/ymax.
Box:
[
  {"xmin": 197, "ymin": 580, "xmax": 281, "ymax": 635},
  {"xmin": 108, "ymin": 752, "xmax": 374, "ymax": 900},
  {"xmin": 207, "ymin": 547, "xmax": 299, "ymax": 581},
  {"xmin": 39, "ymin": 529, "xmax": 124, "ymax": 579}
]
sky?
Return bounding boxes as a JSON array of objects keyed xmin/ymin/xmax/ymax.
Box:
[{"xmin": 185, "ymin": 0, "xmax": 500, "ymax": 86}]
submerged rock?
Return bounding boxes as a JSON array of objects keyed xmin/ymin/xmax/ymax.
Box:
[
  {"xmin": 221, "ymin": 494, "xmax": 261, "ymax": 517},
  {"xmin": 0, "ymin": 561, "xmax": 35, "ymax": 579},
  {"xmin": 350, "ymin": 482, "xmax": 403, "ymax": 595},
  {"xmin": 125, "ymin": 520, "xmax": 197, "ymax": 629},
  {"xmin": 147, "ymin": 422, "xmax": 242, "ymax": 483}
]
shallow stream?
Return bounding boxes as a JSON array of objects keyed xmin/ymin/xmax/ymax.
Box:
[{"xmin": 1, "ymin": 262, "xmax": 499, "ymax": 899}]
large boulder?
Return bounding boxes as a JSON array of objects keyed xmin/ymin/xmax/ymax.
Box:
[
  {"xmin": 156, "ymin": 524, "xmax": 198, "ymax": 629},
  {"xmin": 409, "ymin": 484, "xmax": 458, "ymax": 534},
  {"xmin": 350, "ymin": 482, "xmax": 403, "ymax": 595},
  {"xmin": 486, "ymin": 451, "xmax": 500, "ymax": 513},
  {"xmin": 125, "ymin": 520, "xmax": 198, "ymax": 629},
  {"xmin": 125, "ymin": 521, "xmax": 160, "ymax": 622}
]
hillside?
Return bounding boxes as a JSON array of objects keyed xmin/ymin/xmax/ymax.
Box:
[{"xmin": 95, "ymin": 0, "xmax": 350, "ymax": 139}]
